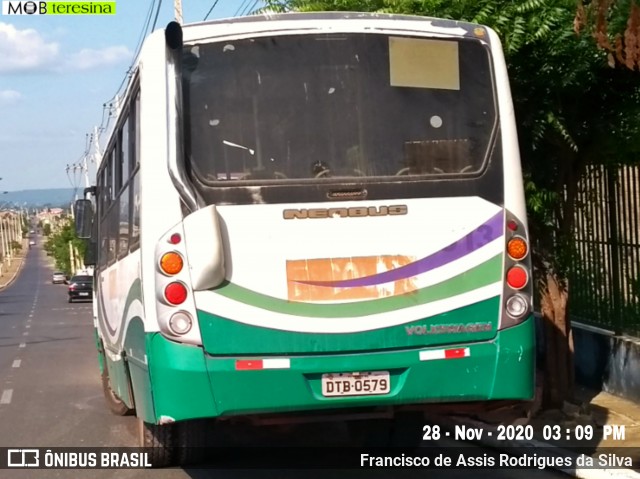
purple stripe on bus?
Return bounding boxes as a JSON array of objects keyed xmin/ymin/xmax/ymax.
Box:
[{"xmin": 292, "ymin": 210, "xmax": 504, "ymax": 288}]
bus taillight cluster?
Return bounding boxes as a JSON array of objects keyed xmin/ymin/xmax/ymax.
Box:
[
  {"xmin": 503, "ymin": 217, "xmax": 531, "ymax": 322},
  {"xmin": 157, "ymin": 233, "xmax": 195, "ymax": 337}
]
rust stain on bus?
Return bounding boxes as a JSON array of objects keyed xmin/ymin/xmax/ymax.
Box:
[{"xmin": 287, "ymin": 255, "xmax": 416, "ymax": 301}]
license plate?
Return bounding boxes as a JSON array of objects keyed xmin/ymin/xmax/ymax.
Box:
[
  {"xmin": 79, "ymin": 292, "xmax": 89, "ymax": 296},
  {"xmin": 321, "ymin": 371, "xmax": 390, "ymax": 397}
]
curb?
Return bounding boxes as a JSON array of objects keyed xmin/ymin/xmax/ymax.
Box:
[
  {"xmin": 424, "ymin": 414, "xmax": 640, "ymax": 479},
  {"xmin": 0, "ymin": 251, "xmax": 27, "ymax": 292}
]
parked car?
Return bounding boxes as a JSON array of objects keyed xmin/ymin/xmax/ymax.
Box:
[
  {"xmin": 67, "ymin": 275, "xmax": 93, "ymax": 303},
  {"xmin": 52, "ymin": 272, "xmax": 67, "ymax": 284},
  {"xmin": 29, "ymin": 240, "xmax": 36, "ymax": 246}
]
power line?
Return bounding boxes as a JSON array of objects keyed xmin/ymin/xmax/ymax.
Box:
[
  {"xmin": 240, "ymin": 0, "xmax": 260, "ymax": 16},
  {"xmin": 84, "ymin": 0, "xmax": 156, "ymax": 165},
  {"xmin": 234, "ymin": 0, "xmax": 251, "ymax": 16},
  {"xmin": 203, "ymin": 0, "xmax": 220, "ymax": 20},
  {"xmin": 150, "ymin": 0, "xmax": 164, "ymax": 31},
  {"xmin": 102, "ymin": 0, "xmax": 155, "ymax": 111}
]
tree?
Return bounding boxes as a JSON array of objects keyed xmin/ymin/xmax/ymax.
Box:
[
  {"xmin": 575, "ymin": 0, "xmax": 640, "ymax": 70},
  {"xmin": 44, "ymin": 219, "xmax": 86, "ymax": 275},
  {"xmin": 264, "ymin": 0, "xmax": 640, "ymax": 407}
]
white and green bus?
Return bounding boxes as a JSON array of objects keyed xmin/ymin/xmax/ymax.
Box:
[{"xmin": 75, "ymin": 12, "xmax": 534, "ymax": 465}]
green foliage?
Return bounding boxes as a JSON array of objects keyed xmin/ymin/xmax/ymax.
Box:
[
  {"xmin": 263, "ymin": 0, "xmax": 640, "ymax": 283},
  {"xmin": 10, "ymin": 240, "xmax": 21, "ymax": 252},
  {"xmin": 44, "ymin": 219, "xmax": 86, "ymax": 275},
  {"xmin": 42, "ymin": 223, "xmax": 51, "ymax": 236}
]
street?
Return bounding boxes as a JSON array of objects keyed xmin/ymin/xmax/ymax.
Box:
[{"xmin": 0, "ymin": 243, "xmax": 567, "ymax": 479}]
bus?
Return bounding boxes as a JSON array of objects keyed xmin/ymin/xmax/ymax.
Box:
[{"xmin": 75, "ymin": 11, "xmax": 534, "ymax": 465}]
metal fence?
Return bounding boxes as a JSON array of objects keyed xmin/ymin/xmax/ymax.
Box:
[{"xmin": 570, "ymin": 164, "xmax": 640, "ymax": 336}]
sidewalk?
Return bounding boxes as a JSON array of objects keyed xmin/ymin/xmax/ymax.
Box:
[
  {"xmin": 0, "ymin": 239, "xmax": 28, "ymax": 290},
  {"xmin": 425, "ymin": 382, "xmax": 640, "ymax": 478}
]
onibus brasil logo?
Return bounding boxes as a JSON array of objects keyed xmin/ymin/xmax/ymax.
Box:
[{"xmin": 2, "ymin": 1, "xmax": 115, "ymax": 15}]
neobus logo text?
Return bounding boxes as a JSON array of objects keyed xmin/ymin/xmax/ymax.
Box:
[
  {"xmin": 2, "ymin": 1, "xmax": 116, "ymax": 15},
  {"xmin": 283, "ymin": 205, "xmax": 408, "ymax": 220}
]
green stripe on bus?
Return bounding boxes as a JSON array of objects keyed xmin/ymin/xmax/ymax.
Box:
[
  {"xmin": 198, "ymin": 296, "xmax": 501, "ymax": 354},
  {"xmin": 211, "ymin": 253, "xmax": 502, "ymax": 318}
]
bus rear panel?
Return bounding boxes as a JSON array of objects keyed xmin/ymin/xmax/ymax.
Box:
[{"xmin": 144, "ymin": 14, "xmax": 534, "ymax": 422}]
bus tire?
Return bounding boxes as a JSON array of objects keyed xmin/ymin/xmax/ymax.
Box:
[
  {"xmin": 138, "ymin": 418, "xmax": 175, "ymax": 467},
  {"xmin": 176, "ymin": 419, "xmax": 215, "ymax": 466},
  {"xmin": 101, "ymin": 365, "xmax": 134, "ymax": 416}
]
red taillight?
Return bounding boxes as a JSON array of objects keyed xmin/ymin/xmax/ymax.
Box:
[
  {"xmin": 165, "ymin": 282, "xmax": 187, "ymax": 305},
  {"xmin": 169, "ymin": 233, "xmax": 181, "ymax": 245},
  {"xmin": 506, "ymin": 266, "xmax": 528, "ymax": 290},
  {"xmin": 507, "ymin": 220, "xmax": 518, "ymax": 231}
]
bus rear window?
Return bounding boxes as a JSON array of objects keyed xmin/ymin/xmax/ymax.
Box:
[{"xmin": 183, "ymin": 32, "xmax": 496, "ymax": 183}]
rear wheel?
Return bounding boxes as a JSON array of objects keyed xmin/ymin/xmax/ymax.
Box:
[
  {"xmin": 176, "ymin": 419, "xmax": 216, "ymax": 466},
  {"xmin": 101, "ymin": 366, "xmax": 134, "ymax": 416},
  {"xmin": 138, "ymin": 418, "xmax": 176, "ymax": 467}
]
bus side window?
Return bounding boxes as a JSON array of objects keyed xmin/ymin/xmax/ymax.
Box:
[{"xmin": 129, "ymin": 172, "xmax": 140, "ymax": 251}]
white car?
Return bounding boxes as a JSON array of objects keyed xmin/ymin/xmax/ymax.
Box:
[
  {"xmin": 29, "ymin": 240, "xmax": 36, "ymax": 246},
  {"xmin": 52, "ymin": 272, "xmax": 66, "ymax": 284}
]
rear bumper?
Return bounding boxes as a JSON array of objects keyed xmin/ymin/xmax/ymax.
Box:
[
  {"xmin": 146, "ymin": 317, "xmax": 535, "ymax": 423},
  {"xmin": 69, "ymin": 291, "xmax": 93, "ymax": 299}
]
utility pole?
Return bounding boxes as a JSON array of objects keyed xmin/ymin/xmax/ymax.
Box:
[
  {"xmin": 69, "ymin": 241, "xmax": 74, "ymax": 275},
  {"xmin": 92, "ymin": 125, "xmax": 103, "ymax": 169},
  {"xmin": 174, "ymin": 0, "xmax": 183, "ymax": 24},
  {"xmin": 2, "ymin": 220, "xmax": 11, "ymax": 266},
  {"xmin": 82, "ymin": 153, "xmax": 90, "ymax": 189},
  {"xmin": 14, "ymin": 214, "xmax": 19, "ymax": 243},
  {"xmin": 0, "ymin": 217, "xmax": 5, "ymax": 275}
]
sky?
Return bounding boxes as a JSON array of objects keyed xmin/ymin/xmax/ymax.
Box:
[{"xmin": 0, "ymin": 0, "xmax": 266, "ymax": 192}]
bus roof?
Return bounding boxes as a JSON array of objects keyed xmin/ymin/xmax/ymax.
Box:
[{"xmin": 181, "ymin": 11, "xmax": 494, "ymax": 45}]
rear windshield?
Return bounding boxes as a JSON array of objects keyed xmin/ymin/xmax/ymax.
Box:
[
  {"xmin": 183, "ymin": 32, "xmax": 496, "ymax": 184},
  {"xmin": 71, "ymin": 276, "xmax": 92, "ymax": 282}
]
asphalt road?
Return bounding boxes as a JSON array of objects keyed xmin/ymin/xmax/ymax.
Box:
[{"xmin": 0, "ymin": 241, "xmax": 567, "ymax": 479}]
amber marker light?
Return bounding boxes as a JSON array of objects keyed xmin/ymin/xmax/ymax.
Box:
[
  {"xmin": 160, "ymin": 252, "xmax": 183, "ymax": 275},
  {"xmin": 507, "ymin": 237, "xmax": 528, "ymax": 260}
]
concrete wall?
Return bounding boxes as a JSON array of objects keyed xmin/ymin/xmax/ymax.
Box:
[
  {"xmin": 574, "ymin": 324, "xmax": 640, "ymax": 402},
  {"xmin": 536, "ymin": 314, "xmax": 640, "ymax": 403}
]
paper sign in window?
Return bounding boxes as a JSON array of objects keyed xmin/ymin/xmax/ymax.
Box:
[{"xmin": 389, "ymin": 37, "xmax": 460, "ymax": 90}]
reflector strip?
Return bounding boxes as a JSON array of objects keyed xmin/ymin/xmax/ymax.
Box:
[
  {"xmin": 235, "ymin": 358, "xmax": 291, "ymax": 370},
  {"xmin": 263, "ymin": 359, "xmax": 291, "ymax": 369},
  {"xmin": 419, "ymin": 348, "xmax": 470, "ymax": 361},
  {"xmin": 236, "ymin": 360, "xmax": 262, "ymax": 370}
]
